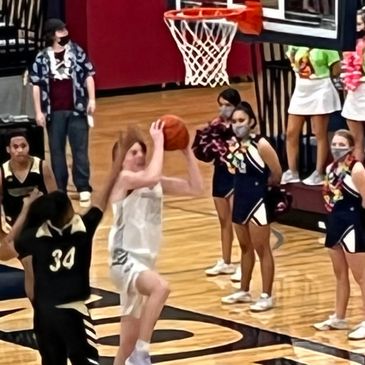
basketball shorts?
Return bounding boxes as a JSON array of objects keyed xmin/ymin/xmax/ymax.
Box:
[
  {"xmin": 110, "ymin": 253, "xmax": 154, "ymax": 318},
  {"xmin": 33, "ymin": 301, "xmax": 99, "ymax": 365}
]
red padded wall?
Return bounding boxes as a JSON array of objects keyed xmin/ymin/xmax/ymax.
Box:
[{"xmin": 66, "ymin": 0, "xmax": 252, "ymax": 90}]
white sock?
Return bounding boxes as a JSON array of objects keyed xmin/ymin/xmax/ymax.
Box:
[{"xmin": 136, "ymin": 339, "xmax": 149, "ymax": 352}]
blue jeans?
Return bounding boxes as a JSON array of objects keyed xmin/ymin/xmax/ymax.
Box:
[{"xmin": 47, "ymin": 111, "xmax": 91, "ymax": 193}]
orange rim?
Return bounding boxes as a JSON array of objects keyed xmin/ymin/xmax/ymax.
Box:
[
  {"xmin": 164, "ymin": 1, "xmax": 263, "ymax": 35},
  {"xmin": 164, "ymin": 7, "xmax": 247, "ymax": 21}
]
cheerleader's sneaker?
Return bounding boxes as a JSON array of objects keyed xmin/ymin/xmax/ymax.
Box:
[
  {"xmin": 348, "ymin": 322, "xmax": 365, "ymax": 340},
  {"xmin": 281, "ymin": 170, "xmax": 300, "ymax": 184},
  {"xmin": 230, "ymin": 267, "xmax": 241, "ymax": 282},
  {"xmin": 221, "ymin": 290, "xmax": 252, "ymax": 304},
  {"xmin": 126, "ymin": 349, "xmax": 151, "ymax": 365},
  {"xmin": 205, "ymin": 259, "xmax": 236, "ymax": 276},
  {"xmin": 249, "ymin": 293, "xmax": 274, "ymax": 312},
  {"xmin": 313, "ymin": 314, "xmax": 348, "ymax": 331},
  {"xmin": 302, "ymin": 170, "xmax": 324, "ymax": 186}
]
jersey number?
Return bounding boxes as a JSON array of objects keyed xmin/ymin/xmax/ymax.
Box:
[{"xmin": 49, "ymin": 247, "xmax": 76, "ymax": 272}]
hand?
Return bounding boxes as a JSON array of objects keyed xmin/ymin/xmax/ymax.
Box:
[
  {"xmin": 23, "ymin": 188, "xmax": 43, "ymax": 207},
  {"xmin": 149, "ymin": 120, "xmax": 164, "ymax": 145},
  {"xmin": 87, "ymin": 99, "xmax": 96, "ymax": 115},
  {"xmin": 35, "ymin": 112, "xmax": 46, "ymax": 128}
]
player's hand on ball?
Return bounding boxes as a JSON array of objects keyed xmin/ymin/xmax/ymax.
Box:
[{"xmin": 150, "ymin": 120, "xmax": 165, "ymax": 145}]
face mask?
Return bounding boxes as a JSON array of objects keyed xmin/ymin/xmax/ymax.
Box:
[
  {"xmin": 232, "ymin": 124, "xmax": 250, "ymax": 139},
  {"xmin": 219, "ymin": 105, "xmax": 235, "ymax": 120},
  {"xmin": 331, "ymin": 147, "xmax": 352, "ymax": 161},
  {"xmin": 58, "ymin": 35, "xmax": 70, "ymax": 47},
  {"xmin": 357, "ymin": 30, "xmax": 365, "ymax": 39}
]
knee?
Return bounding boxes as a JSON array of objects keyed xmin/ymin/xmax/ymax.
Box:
[
  {"xmin": 154, "ymin": 280, "xmax": 170, "ymax": 301},
  {"xmin": 286, "ymin": 126, "xmax": 300, "ymax": 143},
  {"xmin": 218, "ymin": 215, "xmax": 232, "ymax": 229},
  {"xmin": 333, "ymin": 267, "xmax": 349, "ymax": 283},
  {"xmin": 239, "ymin": 243, "xmax": 253, "ymax": 255},
  {"xmin": 254, "ymin": 244, "xmax": 270, "ymax": 260},
  {"xmin": 351, "ymin": 271, "xmax": 364, "ymax": 286}
]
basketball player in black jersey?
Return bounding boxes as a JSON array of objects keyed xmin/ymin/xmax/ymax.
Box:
[
  {"xmin": 0, "ymin": 129, "xmax": 57, "ymax": 301},
  {"xmin": 14, "ymin": 138, "xmax": 124, "ymax": 365},
  {"xmin": 0, "ymin": 129, "xmax": 57, "ymax": 228}
]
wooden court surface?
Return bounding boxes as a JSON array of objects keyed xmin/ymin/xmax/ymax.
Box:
[{"xmin": 1, "ymin": 83, "xmax": 365, "ymax": 364}]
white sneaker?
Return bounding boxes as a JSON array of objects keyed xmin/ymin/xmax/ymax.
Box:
[
  {"xmin": 79, "ymin": 191, "xmax": 91, "ymax": 208},
  {"xmin": 281, "ymin": 170, "xmax": 300, "ymax": 184},
  {"xmin": 313, "ymin": 314, "xmax": 348, "ymax": 331},
  {"xmin": 221, "ymin": 290, "xmax": 252, "ymax": 304},
  {"xmin": 302, "ymin": 170, "xmax": 324, "ymax": 186},
  {"xmin": 249, "ymin": 293, "xmax": 273, "ymax": 312},
  {"xmin": 348, "ymin": 321, "xmax": 365, "ymax": 340},
  {"xmin": 126, "ymin": 349, "xmax": 151, "ymax": 365},
  {"xmin": 230, "ymin": 267, "xmax": 241, "ymax": 282},
  {"xmin": 205, "ymin": 259, "xmax": 236, "ymax": 276}
]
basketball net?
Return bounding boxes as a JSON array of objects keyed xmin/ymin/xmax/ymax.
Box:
[{"xmin": 164, "ymin": 2, "xmax": 262, "ymax": 87}]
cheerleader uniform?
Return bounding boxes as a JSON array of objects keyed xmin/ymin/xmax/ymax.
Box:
[
  {"xmin": 324, "ymin": 160, "xmax": 365, "ymax": 252},
  {"xmin": 341, "ymin": 39, "xmax": 365, "ymax": 121},
  {"xmin": 212, "ymin": 162, "xmax": 234, "ymax": 198},
  {"xmin": 287, "ymin": 46, "xmax": 341, "ymax": 115},
  {"xmin": 232, "ymin": 136, "xmax": 270, "ymax": 226},
  {"xmin": 108, "ymin": 183, "xmax": 163, "ymax": 317}
]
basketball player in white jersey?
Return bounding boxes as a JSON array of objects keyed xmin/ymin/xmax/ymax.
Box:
[{"xmin": 108, "ymin": 121, "xmax": 203, "ymax": 365}]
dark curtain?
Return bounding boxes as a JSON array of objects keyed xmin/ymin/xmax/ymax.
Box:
[{"xmin": 46, "ymin": 0, "xmax": 65, "ymax": 20}]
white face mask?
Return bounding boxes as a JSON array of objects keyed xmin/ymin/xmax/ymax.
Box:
[
  {"xmin": 331, "ymin": 147, "xmax": 352, "ymax": 161},
  {"xmin": 232, "ymin": 124, "xmax": 250, "ymax": 139},
  {"xmin": 219, "ymin": 105, "xmax": 235, "ymax": 120}
]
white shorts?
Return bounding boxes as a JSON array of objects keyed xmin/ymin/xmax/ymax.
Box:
[
  {"xmin": 288, "ymin": 76, "xmax": 341, "ymax": 115},
  {"xmin": 110, "ymin": 254, "xmax": 153, "ymax": 318},
  {"xmin": 342, "ymin": 83, "xmax": 365, "ymax": 121}
]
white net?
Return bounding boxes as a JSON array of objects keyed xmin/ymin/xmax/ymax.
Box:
[{"xmin": 164, "ymin": 17, "xmax": 238, "ymax": 87}]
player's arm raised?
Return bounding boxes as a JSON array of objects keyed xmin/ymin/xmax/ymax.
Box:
[
  {"xmin": 161, "ymin": 146, "xmax": 204, "ymax": 196},
  {"xmin": 119, "ymin": 121, "xmax": 165, "ymax": 191}
]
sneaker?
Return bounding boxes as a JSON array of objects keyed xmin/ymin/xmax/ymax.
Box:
[
  {"xmin": 249, "ymin": 293, "xmax": 273, "ymax": 312},
  {"xmin": 281, "ymin": 170, "xmax": 300, "ymax": 184},
  {"xmin": 126, "ymin": 349, "xmax": 151, "ymax": 365},
  {"xmin": 313, "ymin": 314, "xmax": 348, "ymax": 331},
  {"xmin": 348, "ymin": 321, "xmax": 365, "ymax": 340},
  {"xmin": 79, "ymin": 191, "xmax": 91, "ymax": 208},
  {"xmin": 221, "ymin": 290, "xmax": 252, "ymax": 304},
  {"xmin": 205, "ymin": 259, "xmax": 236, "ymax": 276},
  {"xmin": 302, "ymin": 170, "xmax": 324, "ymax": 186},
  {"xmin": 230, "ymin": 267, "xmax": 241, "ymax": 283}
]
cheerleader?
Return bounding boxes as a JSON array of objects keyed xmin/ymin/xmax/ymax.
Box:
[
  {"xmin": 314, "ymin": 129, "xmax": 365, "ymax": 340},
  {"xmin": 341, "ymin": 7, "xmax": 365, "ymax": 162},
  {"xmin": 281, "ymin": 46, "xmax": 341, "ymax": 186},
  {"xmin": 193, "ymin": 89, "xmax": 241, "ymax": 280}
]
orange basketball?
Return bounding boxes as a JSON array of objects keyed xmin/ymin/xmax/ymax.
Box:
[{"xmin": 160, "ymin": 114, "xmax": 189, "ymax": 151}]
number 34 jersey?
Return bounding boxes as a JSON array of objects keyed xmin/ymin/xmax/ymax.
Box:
[{"xmin": 15, "ymin": 207, "xmax": 103, "ymax": 306}]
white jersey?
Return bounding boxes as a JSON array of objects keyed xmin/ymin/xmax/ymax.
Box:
[{"xmin": 108, "ymin": 183, "xmax": 163, "ymax": 267}]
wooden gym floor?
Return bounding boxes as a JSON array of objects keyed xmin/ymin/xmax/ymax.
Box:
[{"xmin": 0, "ymin": 83, "xmax": 365, "ymax": 365}]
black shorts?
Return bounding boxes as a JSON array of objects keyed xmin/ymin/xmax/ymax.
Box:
[
  {"xmin": 212, "ymin": 164, "xmax": 234, "ymax": 198},
  {"xmin": 34, "ymin": 302, "xmax": 99, "ymax": 365},
  {"xmin": 325, "ymin": 209, "xmax": 365, "ymax": 253}
]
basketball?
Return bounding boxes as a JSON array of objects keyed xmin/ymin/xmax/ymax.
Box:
[{"xmin": 160, "ymin": 114, "xmax": 189, "ymax": 151}]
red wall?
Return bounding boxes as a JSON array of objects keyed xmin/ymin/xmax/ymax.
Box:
[{"xmin": 66, "ymin": 0, "xmax": 252, "ymax": 90}]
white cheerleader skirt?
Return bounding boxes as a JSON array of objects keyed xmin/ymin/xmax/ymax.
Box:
[
  {"xmin": 288, "ymin": 76, "xmax": 341, "ymax": 115},
  {"xmin": 342, "ymin": 83, "xmax": 365, "ymax": 121}
]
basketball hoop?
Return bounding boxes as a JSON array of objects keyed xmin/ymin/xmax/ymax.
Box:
[{"xmin": 164, "ymin": 1, "xmax": 262, "ymax": 87}]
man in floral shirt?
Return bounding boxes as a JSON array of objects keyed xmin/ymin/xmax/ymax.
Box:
[{"xmin": 30, "ymin": 18, "xmax": 95, "ymax": 207}]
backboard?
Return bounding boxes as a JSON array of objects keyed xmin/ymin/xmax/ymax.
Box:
[{"xmin": 168, "ymin": 0, "xmax": 358, "ymax": 50}]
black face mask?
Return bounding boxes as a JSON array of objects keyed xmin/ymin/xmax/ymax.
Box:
[
  {"xmin": 58, "ymin": 35, "xmax": 70, "ymax": 47},
  {"xmin": 357, "ymin": 30, "xmax": 365, "ymax": 39}
]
